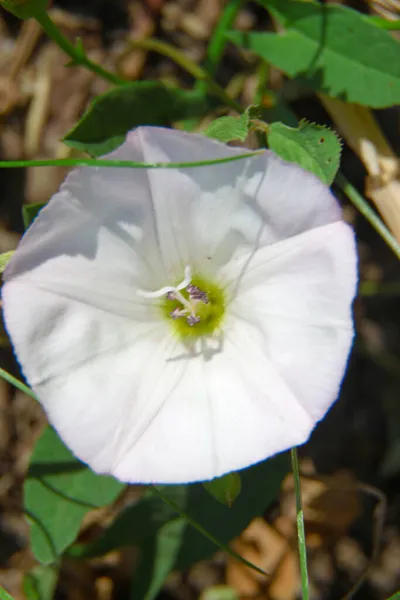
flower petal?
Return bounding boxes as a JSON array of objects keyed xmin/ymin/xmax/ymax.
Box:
[
  {"xmin": 113, "ymin": 317, "xmax": 313, "ymax": 483},
  {"xmin": 4, "ymin": 135, "xmax": 166, "ymax": 292},
  {"xmin": 132, "ymin": 127, "xmax": 262, "ymax": 276},
  {"xmin": 242, "ymin": 150, "xmax": 343, "ymax": 243},
  {"xmin": 124, "ymin": 128, "xmax": 343, "ymax": 274},
  {"xmin": 3, "ymin": 277, "xmax": 187, "ymax": 476},
  {"xmin": 222, "ymin": 221, "xmax": 357, "ymax": 423}
]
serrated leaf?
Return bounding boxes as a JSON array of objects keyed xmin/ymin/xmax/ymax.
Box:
[
  {"xmin": 0, "ymin": 251, "xmax": 15, "ymax": 275},
  {"xmin": 267, "ymin": 120, "xmax": 341, "ymax": 184},
  {"xmin": 227, "ymin": 0, "xmax": 400, "ymax": 108},
  {"xmin": 72, "ymin": 453, "xmax": 288, "ymax": 600},
  {"xmin": 63, "ymin": 82, "xmax": 215, "ymax": 156},
  {"xmin": 203, "ymin": 472, "xmax": 241, "ymax": 507},
  {"xmin": 22, "ymin": 202, "xmax": 46, "ymax": 230},
  {"xmin": 204, "ymin": 107, "xmax": 258, "ymax": 143},
  {"xmin": 24, "ymin": 426, "xmax": 125, "ymax": 565},
  {"xmin": 23, "ymin": 565, "xmax": 58, "ymax": 600}
]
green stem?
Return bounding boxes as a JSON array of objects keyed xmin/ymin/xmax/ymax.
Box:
[
  {"xmin": 123, "ymin": 38, "xmax": 242, "ymax": 113},
  {"xmin": 254, "ymin": 60, "xmax": 270, "ymax": 105},
  {"xmin": 203, "ymin": 0, "xmax": 244, "ymax": 77},
  {"xmin": 291, "ymin": 448, "xmax": 309, "ymax": 600},
  {"xmin": 335, "ymin": 173, "xmax": 400, "ymax": 261},
  {"xmin": 0, "ymin": 368, "xmax": 38, "ymax": 401},
  {"xmin": 35, "ymin": 11, "xmax": 126, "ymax": 85},
  {"xmin": 0, "ymin": 152, "xmax": 261, "ymax": 170},
  {"xmin": 150, "ymin": 485, "xmax": 269, "ymax": 579},
  {"xmin": 359, "ymin": 281, "xmax": 400, "ymax": 296}
]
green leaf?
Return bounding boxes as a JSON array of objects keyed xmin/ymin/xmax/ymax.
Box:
[
  {"xmin": 227, "ymin": 0, "xmax": 400, "ymax": 108},
  {"xmin": 0, "ymin": 251, "xmax": 15, "ymax": 275},
  {"xmin": 386, "ymin": 593, "xmax": 400, "ymax": 600},
  {"xmin": 130, "ymin": 519, "xmax": 187, "ymax": 600},
  {"xmin": 69, "ymin": 487, "xmax": 186, "ymax": 559},
  {"xmin": 203, "ymin": 473, "xmax": 241, "ymax": 507},
  {"xmin": 0, "ymin": 0, "xmax": 49, "ymax": 19},
  {"xmin": 63, "ymin": 82, "xmax": 215, "ymax": 156},
  {"xmin": 24, "ymin": 426, "xmax": 125, "ymax": 565},
  {"xmin": 0, "ymin": 586, "xmax": 16, "ymax": 600},
  {"xmin": 267, "ymin": 120, "xmax": 341, "ymax": 184},
  {"xmin": 72, "ymin": 453, "xmax": 288, "ymax": 600},
  {"xmin": 23, "ymin": 565, "xmax": 58, "ymax": 600},
  {"xmin": 22, "ymin": 202, "xmax": 46, "ymax": 230},
  {"xmin": 174, "ymin": 455, "xmax": 288, "ymax": 572},
  {"xmin": 204, "ymin": 107, "xmax": 258, "ymax": 143}
]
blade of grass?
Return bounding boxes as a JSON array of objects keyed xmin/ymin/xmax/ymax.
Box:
[
  {"xmin": 291, "ymin": 448, "xmax": 309, "ymax": 600},
  {"xmin": 335, "ymin": 173, "xmax": 400, "ymax": 261},
  {"xmin": 0, "ymin": 368, "xmax": 38, "ymax": 401},
  {"xmin": 203, "ymin": 0, "xmax": 244, "ymax": 77}
]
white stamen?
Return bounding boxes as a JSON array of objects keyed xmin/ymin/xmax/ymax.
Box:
[{"xmin": 137, "ymin": 265, "xmax": 192, "ymax": 299}]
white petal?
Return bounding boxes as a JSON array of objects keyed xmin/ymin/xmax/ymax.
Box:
[
  {"xmin": 133, "ymin": 127, "xmax": 263, "ymax": 275},
  {"xmin": 113, "ymin": 318, "xmax": 313, "ymax": 483},
  {"xmin": 125, "ymin": 128, "xmax": 344, "ymax": 275},
  {"xmin": 222, "ymin": 221, "xmax": 357, "ymax": 422},
  {"xmin": 242, "ymin": 150, "xmax": 343, "ymax": 243},
  {"xmin": 4, "ymin": 144, "xmax": 163, "ymax": 287},
  {"xmin": 2, "ymin": 278, "xmax": 187, "ymax": 476}
]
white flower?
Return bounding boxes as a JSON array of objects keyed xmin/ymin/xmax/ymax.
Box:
[{"xmin": 2, "ymin": 126, "xmax": 357, "ymax": 484}]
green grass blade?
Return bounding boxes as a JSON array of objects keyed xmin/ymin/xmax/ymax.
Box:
[
  {"xmin": 291, "ymin": 448, "xmax": 309, "ymax": 600},
  {"xmin": 335, "ymin": 173, "xmax": 400, "ymax": 261},
  {"xmin": 0, "ymin": 368, "xmax": 38, "ymax": 401}
]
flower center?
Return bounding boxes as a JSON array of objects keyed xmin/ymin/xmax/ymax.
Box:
[{"xmin": 138, "ymin": 266, "xmax": 225, "ymax": 339}]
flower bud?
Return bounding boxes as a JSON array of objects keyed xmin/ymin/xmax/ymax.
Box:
[{"xmin": 0, "ymin": 0, "xmax": 49, "ymax": 19}]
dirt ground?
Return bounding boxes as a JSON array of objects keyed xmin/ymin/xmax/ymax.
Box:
[{"xmin": 0, "ymin": 1, "xmax": 399, "ymax": 599}]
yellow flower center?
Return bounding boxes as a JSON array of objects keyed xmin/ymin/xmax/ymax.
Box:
[
  {"xmin": 162, "ymin": 274, "xmax": 225, "ymax": 339},
  {"xmin": 138, "ymin": 266, "xmax": 226, "ymax": 339}
]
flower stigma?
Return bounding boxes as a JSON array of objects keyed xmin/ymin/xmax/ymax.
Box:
[{"xmin": 138, "ymin": 266, "xmax": 225, "ymax": 339}]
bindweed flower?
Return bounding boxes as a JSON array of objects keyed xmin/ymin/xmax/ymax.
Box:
[{"xmin": 2, "ymin": 127, "xmax": 357, "ymax": 483}]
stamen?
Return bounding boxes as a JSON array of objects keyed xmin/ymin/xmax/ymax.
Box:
[
  {"xmin": 187, "ymin": 315, "xmax": 201, "ymax": 326},
  {"xmin": 187, "ymin": 284, "xmax": 209, "ymax": 304},
  {"xmin": 170, "ymin": 308, "xmax": 187, "ymax": 319},
  {"xmin": 137, "ymin": 266, "xmax": 193, "ymax": 299}
]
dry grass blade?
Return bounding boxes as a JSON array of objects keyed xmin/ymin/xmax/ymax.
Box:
[{"xmin": 320, "ymin": 95, "xmax": 400, "ymax": 242}]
